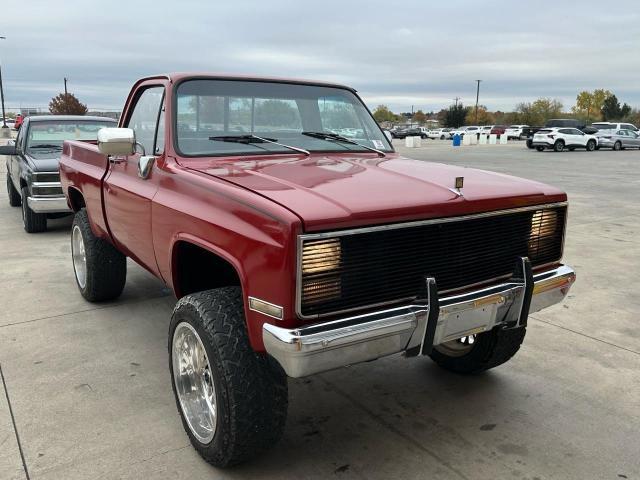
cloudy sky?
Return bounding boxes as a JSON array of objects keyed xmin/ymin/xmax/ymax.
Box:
[{"xmin": 2, "ymin": 0, "xmax": 639, "ymax": 113}]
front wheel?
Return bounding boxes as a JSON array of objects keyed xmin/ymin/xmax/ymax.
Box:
[
  {"xmin": 71, "ymin": 209, "xmax": 126, "ymax": 301},
  {"xmin": 586, "ymin": 140, "xmax": 596, "ymax": 151},
  {"xmin": 535, "ymin": 146, "xmax": 545, "ymax": 152},
  {"xmin": 6, "ymin": 175, "xmax": 21, "ymax": 207},
  {"xmin": 21, "ymin": 187, "xmax": 46, "ymax": 233},
  {"xmin": 170, "ymin": 287, "xmax": 288, "ymax": 467},
  {"xmin": 613, "ymin": 141, "xmax": 622, "ymax": 151},
  {"xmin": 429, "ymin": 327, "xmax": 526, "ymax": 374}
]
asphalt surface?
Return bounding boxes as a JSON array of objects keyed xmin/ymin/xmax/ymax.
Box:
[{"xmin": 1, "ymin": 139, "xmax": 638, "ymax": 480}]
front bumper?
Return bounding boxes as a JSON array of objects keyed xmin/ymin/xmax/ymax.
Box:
[
  {"xmin": 264, "ymin": 263, "xmax": 575, "ymax": 377},
  {"xmin": 27, "ymin": 196, "xmax": 71, "ymax": 213}
]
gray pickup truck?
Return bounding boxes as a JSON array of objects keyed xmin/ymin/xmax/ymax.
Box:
[{"xmin": 1, "ymin": 115, "xmax": 116, "ymax": 232}]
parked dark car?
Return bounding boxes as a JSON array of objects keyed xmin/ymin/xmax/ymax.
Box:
[
  {"xmin": 1, "ymin": 115, "xmax": 117, "ymax": 232},
  {"xmin": 393, "ymin": 127, "xmax": 428, "ymax": 139},
  {"xmin": 545, "ymin": 119, "xmax": 586, "ymax": 130},
  {"xmin": 523, "ymin": 126, "xmax": 544, "ymax": 149},
  {"xmin": 490, "ymin": 125, "xmax": 507, "ymax": 136}
]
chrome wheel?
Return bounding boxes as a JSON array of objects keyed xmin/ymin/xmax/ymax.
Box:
[
  {"xmin": 172, "ymin": 322, "xmax": 217, "ymax": 444},
  {"xmin": 434, "ymin": 335, "xmax": 477, "ymax": 358},
  {"xmin": 71, "ymin": 225, "xmax": 87, "ymax": 289}
]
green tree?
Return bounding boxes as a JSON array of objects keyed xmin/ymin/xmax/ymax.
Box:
[
  {"xmin": 372, "ymin": 105, "xmax": 397, "ymax": 123},
  {"xmin": 444, "ymin": 103, "xmax": 469, "ymax": 127},
  {"xmin": 601, "ymin": 94, "xmax": 622, "ymax": 121},
  {"xmin": 49, "ymin": 93, "xmax": 88, "ymax": 115},
  {"xmin": 515, "ymin": 98, "xmax": 564, "ymax": 125},
  {"xmin": 573, "ymin": 89, "xmax": 611, "ymax": 122},
  {"xmin": 412, "ymin": 109, "xmax": 426, "ymax": 124},
  {"xmin": 465, "ymin": 105, "xmax": 495, "ymax": 125},
  {"xmin": 620, "ymin": 103, "xmax": 632, "ymax": 118}
]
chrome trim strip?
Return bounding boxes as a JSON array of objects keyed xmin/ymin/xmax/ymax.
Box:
[
  {"xmin": 299, "ymin": 202, "xmax": 567, "ymax": 240},
  {"xmin": 266, "ymin": 264, "xmax": 576, "ymax": 378},
  {"xmin": 296, "ymin": 202, "xmax": 568, "ymax": 320}
]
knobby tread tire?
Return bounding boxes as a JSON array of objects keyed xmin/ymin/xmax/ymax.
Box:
[
  {"xmin": 7, "ymin": 175, "xmax": 21, "ymax": 207},
  {"xmin": 72, "ymin": 208, "xmax": 126, "ymax": 302},
  {"xmin": 21, "ymin": 186, "xmax": 46, "ymax": 233},
  {"xmin": 429, "ymin": 327, "xmax": 526, "ymax": 374},
  {"xmin": 169, "ymin": 287, "xmax": 288, "ymax": 468}
]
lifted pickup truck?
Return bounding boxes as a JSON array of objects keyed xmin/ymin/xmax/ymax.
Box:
[{"xmin": 59, "ymin": 73, "xmax": 575, "ymax": 467}]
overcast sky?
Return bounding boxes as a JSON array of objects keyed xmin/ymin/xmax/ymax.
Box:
[{"xmin": 2, "ymin": 0, "xmax": 639, "ymax": 113}]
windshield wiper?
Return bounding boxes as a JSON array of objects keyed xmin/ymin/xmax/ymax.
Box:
[
  {"xmin": 209, "ymin": 135, "xmax": 309, "ymax": 156},
  {"xmin": 301, "ymin": 131, "xmax": 386, "ymax": 157},
  {"xmin": 29, "ymin": 144, "xmax": 62, "ymax": 150}
]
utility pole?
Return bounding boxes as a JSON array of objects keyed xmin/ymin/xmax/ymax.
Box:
[
  {"xmin": 0, "ymin": 36, "xmax": 7, "ymax": 129},
  {"xmin": 474, "ymin": 80, "xmax": 482, "ymax": 124},
  {"xmin": 64, "ymin": 77, "xmax": 68, "ymax": 95}
]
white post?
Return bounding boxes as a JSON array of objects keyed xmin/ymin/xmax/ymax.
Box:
[
  {"xmin": 489, "ymin": 134, "xmax": 497, "ymax": 145},
  {"xmin": 499, "ymin": 134, "xmax": 508, "ymax": 145},
  {"xmin": 479, "ymin": 134, "xmax": 487, "ymax": 145},
  {"xmin": 462, "ymin": 134, "xmax": 471, "ymax": 146}
]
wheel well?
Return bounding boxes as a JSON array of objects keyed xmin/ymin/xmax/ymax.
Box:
[
  {"xmin": 20, "ymin": 177, "xmax": 27, "ymax": 189},
  {"xmin": 67, "ymin": 188, "xmax": 86, "ymax": 212},
  {"xmin": 173, "ymin": 242, "xmax": 241, "ymax": 298}
]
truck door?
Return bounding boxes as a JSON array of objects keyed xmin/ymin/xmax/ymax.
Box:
[{"xmin": 103, "ymin": 84, "xmax": 165, "ymax": 275}]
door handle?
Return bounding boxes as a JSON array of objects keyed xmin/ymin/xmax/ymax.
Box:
[{"xmin": 108, "ymin": 156, "xmax": 126, "ymax": 164}]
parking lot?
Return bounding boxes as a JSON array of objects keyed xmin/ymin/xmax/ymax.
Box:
[{"xmin": 1, "ymin": 140, "xmax": 639, "ymax": 479}]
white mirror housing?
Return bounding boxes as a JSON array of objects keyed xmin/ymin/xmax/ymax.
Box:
[{"xmin": 97, "ymin": 128, "xmax": 136, "ymax": 156}]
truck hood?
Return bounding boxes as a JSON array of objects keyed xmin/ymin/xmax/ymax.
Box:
[
  {"xmin": 26, "ymin": 150, "xmax": 62, "ymax": 172},
  {"xmin": 180, "ymin": 153, "xmax": 566, "ymax": 231}
]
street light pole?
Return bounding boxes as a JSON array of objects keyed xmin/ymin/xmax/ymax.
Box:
[
  {"xmin": 64, "ymin": 77, "xmax": 68, "ymax": 95},
  {"xmin": 0, "ymin": 36, "xmax": 7, "ymax": 129},
  {"xmin": 474, "ymin": 80, "xmax": 482, "ymax": 124}
]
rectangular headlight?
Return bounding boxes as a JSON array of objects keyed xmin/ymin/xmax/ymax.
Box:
[
  {"xmin": 300, "ymin": 238, "xmax": 342, "ymax": 307},
  {"xmin": 528, "ymin": 209, "xmax": 560, "ymax": 258}
]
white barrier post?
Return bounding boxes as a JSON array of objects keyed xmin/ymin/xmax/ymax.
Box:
[
  {"xmin": 405, "ymin": 136, "xmax": 414, "ymax": 148},
  {"xmin": 414, "ymin": 136, "xmax": 422, "ymax": 148},
  {"xmin": 499, "ymin": 134, "xmax": 508, "ymax": 145},
  {"xmin": 462, "ymin": 134, "xmax": 471, "ymax": 146},
  {"xmin": 470, "ymin": 134, "xmax": 478, "ymax": 145},
  {"xmin": 489, "ymin": 134, "xmax": 497, "ymax": 145},
  {"xmin": 479, "ymin": 134, "xmax": 487, "ymax": 145}
]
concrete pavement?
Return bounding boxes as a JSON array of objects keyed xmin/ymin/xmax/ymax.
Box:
[{"xmin": 0, "ymin": 141, "xmax": 638, "ymax": 479}]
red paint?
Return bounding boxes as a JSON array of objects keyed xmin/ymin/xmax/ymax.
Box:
[{"xmin": 59, "ymin": 73, "xmax": 568, "ymax": 352}]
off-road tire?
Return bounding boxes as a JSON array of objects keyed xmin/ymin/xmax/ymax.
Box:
[
  {"xmin": 21, "ymin": 186, "xmax": 46, "ymax": 233},
  {"xmin": 72, "ymin": 208, "xmax": 126, "ymax": 301},
  {"xmin": 169, "ymin": 287, "xmax": 288, "ymax": 468},
  {"xmin": 7, "ymin": 175, "xmax": 21, "ymax": 207},
  {"xmin": 586, "ymin": 140, "xmax": 596, "ymax": 151},
  {"xmin": 613, "ymin": 141, "xmax": 622, "ymax": 151},
  {"xmin": 429, "ymin": 327, "xmax": 526, "ymax": 374},
  {"xmin": 554, "ymin": 140, "xmax": 565, "ymax": 152},
  {"xmin": 535, "ymin": 146, "xmax": 545, "ymax": 152}
]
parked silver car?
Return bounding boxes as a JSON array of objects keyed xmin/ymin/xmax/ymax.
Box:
[{"xmin": 596, "ymin": 129, "xmax": 640, "ymax": 150}]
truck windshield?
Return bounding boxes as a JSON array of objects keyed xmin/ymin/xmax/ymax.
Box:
[
  {"xmin": 26, "ymin": 120, "xmax": 115, "ymax": 152},
  {"xmin": 175, "ymin": 79, "xmax": 393, "ymax": 156}
]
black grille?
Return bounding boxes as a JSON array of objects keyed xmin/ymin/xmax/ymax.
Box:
[
  {"xmin": 300, "ymin": 205, "xmax": 566, "ymax": 318},
  {"xmin": 33, "ymin": 173, "xmax": 60, "ymax": 183}
]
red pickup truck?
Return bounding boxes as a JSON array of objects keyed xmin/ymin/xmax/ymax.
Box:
[{"xmin": 59, "ymin": 73, "xmax": 576, "ymax": 467}]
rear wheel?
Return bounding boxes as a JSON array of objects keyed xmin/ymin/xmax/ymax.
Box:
[
  {"xmin": 554, "ymin": 140, "xmax": 565, "ymax": 152},
  {"xmin": 613, "ymin": 141, "xmax": 622, "ymax": 151},
  {"xmin": 535, "ymin": 146, "xmax": 545, "ymax": 152},
  {"xmin": 6, "ymin": 175, "xmax": 21, "ymax": 207},
  {"xmin": 586, "ymin": 140, "xmax": 596, "ymax": 151},
  {"xmin": 429, "ymin": 327, "xmax": 526, "ymax": 374},
  {"xmin": 71, "ymin": 209, "xmax": 126, "ymax": 301},
  {"xmin": 21, "ymin": 187, "xmax": 46, "ymax": 233},
  {"xmin": 169, "ymin": 287, "xmax": 288, "ymax": 467},
  {"xmin": 440, "ymin": 135, "xmax": 445, "ymax": 140}
]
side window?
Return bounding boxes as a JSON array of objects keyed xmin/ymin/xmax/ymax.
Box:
[
  {"xmin": 15, "ymin": 124, "xmax": 24, "ymax": 151},
  {"xmin": 558, "ymin": 129, "xmax": 570, "ymax": 135},
  {"xmin": 125, "ymin": 86, "xmax": 164, "ymax": 155}
]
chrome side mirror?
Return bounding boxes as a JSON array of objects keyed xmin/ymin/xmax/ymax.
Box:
[
  {"xmin": 0, "ymin": 144, "xmax": 17, "ymax": 156},
  {"xmin": 138, "ymin": 155, "xmax": 155, "ymax": 179},
  {"xmin": 97, "ymin": 128, "xmax": 136, "ymax": 156}
]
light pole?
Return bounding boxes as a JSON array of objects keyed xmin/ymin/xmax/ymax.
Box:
[
  {"xmin": 0, "ymin": 36, "xmax": 7, "ymax": 129},
  {"xmin": 474, "ymin": 80, "xmax": 482, "ymax": 124}
]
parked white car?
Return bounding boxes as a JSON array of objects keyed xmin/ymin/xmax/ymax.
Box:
[
  {"xmin": 479, "ymin": 126, "xmax": 494, "ymax": 136},
  {"xmin": 427, "ymin": 128, "xmax": 452, "ymax": 140},
  {"xmin": 595, "ymin": 129, "xmax": 640, "ymax": 150},
  {"xmin": 450, "ymin": 126, "xmax": 480, "ymax": 137},
  {"xmin": 531, "ymin": 127, "xmax": 598, "ymax": 152},
  {"xmin": 505, "ymin": 124, "xmax": 529, "ymax": 139}
]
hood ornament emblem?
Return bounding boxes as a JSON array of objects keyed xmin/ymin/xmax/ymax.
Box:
[{"xmin": 449, "ymin": 176, "xmax": 464, "ymax": 197}]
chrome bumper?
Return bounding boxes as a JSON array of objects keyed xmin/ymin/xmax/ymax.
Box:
[
  {"xmin": 264, "ymin": 263, "xmax": 576, "ymax": 378},
  {"xmin": 27, "ymin": 196, "xmax": 71, "ymax": 213}
]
